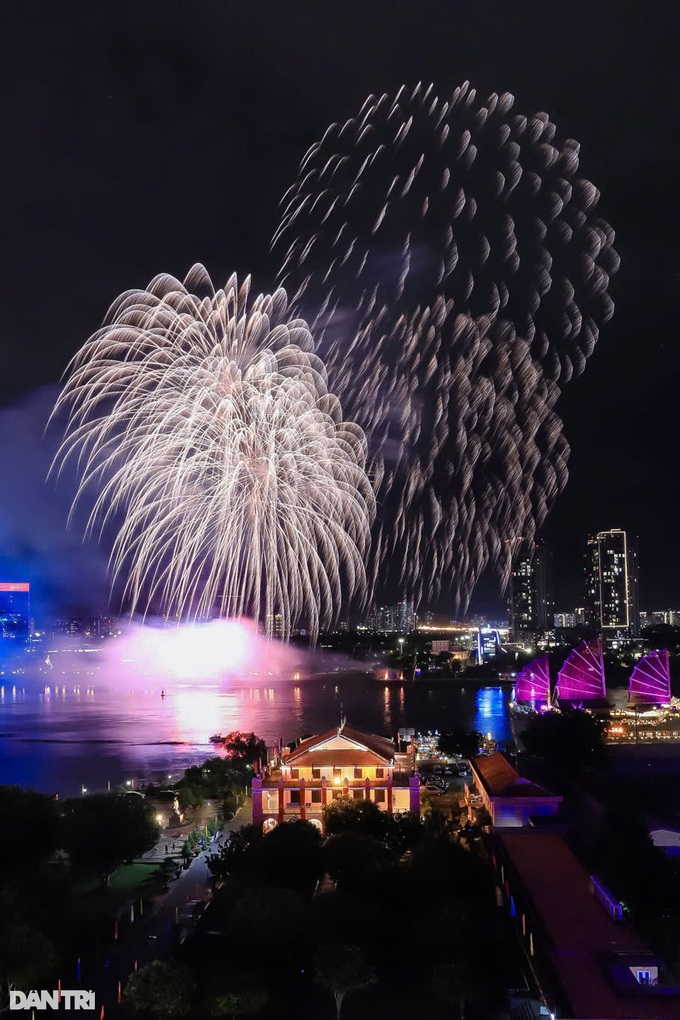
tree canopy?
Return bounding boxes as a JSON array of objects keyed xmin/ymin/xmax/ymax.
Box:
[
  {"xmin": 60, "ymin": 792, "xmax": 159, "ymax": 873},
  {"xmin": 314, "ymin": 943, "xmax": 376, "ymax": 1019},
  {"xmin": 520, "ymin": 708, "xmax": 606, "ymax": 778},
  {"xmin": 0, "ymin": 787, "xmax": 59, "ymax": 869},
  {"xmin": 124, "ymin": 960, "xmax": 195, "ymax": 1017}
]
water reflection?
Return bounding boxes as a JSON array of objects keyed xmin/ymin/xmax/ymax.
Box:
[
  {"xmin": 0, "ymin": 673, "xmax": 515, "ymax": 796},
  {"xmin": 474, "ymin": 686, "xmax": 512, "ymax": 743},
  {"xmin": 383, "ymin": 685, "xmax": 392, "ymax": 729}
]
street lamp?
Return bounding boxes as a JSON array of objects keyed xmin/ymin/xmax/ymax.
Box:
[
  {"xmin": 398, "ymin": 638, "xmax": 405, "ymax": 653},
  {"xmin": 81, "ymin": 786, "xmax": 87, "ymax": 796}
]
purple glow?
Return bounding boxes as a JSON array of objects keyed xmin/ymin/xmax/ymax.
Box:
[
  {"xmin": 628, "ymin": 649, "xmax": 671, "ymax": 704},
  {"xmin": 103, "ymin": 618, "xmax": 300, "ymax": 683},
  {"xmin": 556, "ymin": 640, "xmax": 605, "ymax": 702},
  {"xmin": 514, "ymin": 655, "xmax": 551, "ymax": 703}
]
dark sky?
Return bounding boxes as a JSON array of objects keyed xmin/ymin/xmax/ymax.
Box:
[{"xmin": 1, "ymin": 0, "xmax": 679, "ymax": 616}]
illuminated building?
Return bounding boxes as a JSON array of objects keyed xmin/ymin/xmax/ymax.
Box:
[
  {"xmin": 494, "ymin": 831, "xmax": 680, "ymax": 1019},
  {"xmin": 585, "ymin": 529, "xmax": 639, "ymax": 637},
  {"xmin": 252, "ymin": 721, "xmax": 419, "ymax": 831},
  {"xmin": 469, "ymin": 752, "xmax": 562, "ymax": 826},
  {"xmin": 640, "ymin": 609, "xmax": 680, "ymax": 628},
  {"xmin": 431, "ymin": 639, "xmax": 451, "ymax": 655},
  {"xmin": 0, "ymin": 582, "xmax": 31, "ymax": 641},
  {"xmin": 264, "ymin": 613, "xmax": 284, "ymax": 639},
  {"xmin": 367, "ymin": 600, "xmax": 416, "ymax": 633},
  {"xmin": 508, "ymin": 540, "xmax": 553, "ymax": 642},
  {"xmin": 474, "ymin": 627, "xmax": 503, "ymax": 664}
]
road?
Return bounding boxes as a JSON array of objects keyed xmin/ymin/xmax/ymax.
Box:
[{"xmin": 88, "ymin": 801, "xmax": 253, "ymax": 1017}]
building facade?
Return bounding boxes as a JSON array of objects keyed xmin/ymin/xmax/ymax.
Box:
[
  {"xmin": 252, "ymin": 723, "xmax": 420, "ymax": 831},
  {"xmin": 469, "ymin": 752, "xmax": 562, "ymax": 827},
  {"xmin": 367, "ymin": 601, "xmax": 416, "ymax": 633},
  {"xmin": 585, "ymin": 529, "xmax": 640, "ymax": 637},
  {"xmin": 508, "ymin": 541, "xmax": 553, "ymax": 642}
]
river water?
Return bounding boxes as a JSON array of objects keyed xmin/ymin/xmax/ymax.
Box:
[{"xmin": 0, "ymin": 668, "xmax": 517, "ymax": 797}]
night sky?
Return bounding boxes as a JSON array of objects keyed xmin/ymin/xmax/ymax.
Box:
[{"xmin": 1, "ymin": 1, "xmax": 678, "ymax": 616}]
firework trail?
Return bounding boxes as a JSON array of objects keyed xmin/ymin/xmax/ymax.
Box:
[
  {"xmin": 52, "ymin": 266, "xmax": 375, "ymax": 639},
  {"xmin": 273, "ymin": 82, "xmax": 618, "ymax": 608}
]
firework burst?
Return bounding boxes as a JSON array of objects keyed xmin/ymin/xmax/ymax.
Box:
[
  {"xmin": 273, "ymin": 81, "xmax": 618, "ymax": 607},
  {"xmin": 52, "ymin": 266, "xmax": 375, "ymax": 638}
]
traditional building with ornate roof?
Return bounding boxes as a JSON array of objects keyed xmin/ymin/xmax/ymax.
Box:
[{"xmin": 252, "ymin": 720, "xmax": 420, "ymax": 832}]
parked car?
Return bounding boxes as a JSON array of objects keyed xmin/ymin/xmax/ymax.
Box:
[{"xmin": 425, "ymin": 785, "xmax": 445, "ymax": 796}]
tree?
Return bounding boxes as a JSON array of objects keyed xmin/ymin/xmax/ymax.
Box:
[
  {"xmin": 208, "ymin": 982, "xmax": 268, "ymax": 1017},
  {"xmin": 159, "ymin": 856, "xmax": 176, "ymax": 891},
  {"xmin": 322, "ymin": 831, "xmax": 394, "ymax": 888},
  {"xmin": 222, "ymin": 732, "xmax": 267, "ymax": 766},
  {"xmin": 437, "ymin": 728, "xmax": 483, "ymax": 760},
  {"xmin": 384, "ymin": 811, "xmax": 423, "ymax": 855},
  {"xmin": 0, "ymin": 925, "xmax": 57, "ymax": 1000},
  {"xmin": 313, "ymin": 944, "xmax": 376, "ymax": 1019},
  {"xmin": 60, "ymin": 793, "xmax": 159, "ymax": 877},
  {"xmin": 207, "ymin": 824, "xmax": 262, "ymax": 881},
  {"xmin": 124, "ymin": 960, "xmax": 194, "ymax": 1017},
  {"xmin": 177, "ymin": 787, "xmax": 197, "ymax": 811},
  {"xmin": 0, "ymin": 787, "xmax": 59, "ymax": 869},
  {"xmin": 225, "ymin": 888, "xmax": 310, "ymax": 962},
  {"xmin": 254, "ymin": 819, "xmax": 323, "ymax": 891},
  {"xmin": 324, "ymin": 796, "xmax": 388, "ymax": 840},
  {"xmin": 520, "ymin": 708, "xmax": 606, "ymax": 778},
  {"xmin": 432, "ymin": 959, "xmax": 485, "ymax": 1020}
]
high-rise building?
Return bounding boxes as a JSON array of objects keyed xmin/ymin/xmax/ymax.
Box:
[
  {"xmin": 639, "ymin": 609, "xmax": 680, "ymax": 629},
  {"xmin": 585, "ymin": 529, "xmax": 639, "ymax": 637},
  {"xmin": 367, "ymin": 601, "xmax": 416, "ymax": 633},
  {"xmin": 0, "ymin": 582, "xmax": 31, "ymax": 640},
  {"xmin": 508, "ymin": 541, "xmax": 553, "ymax": 641}
]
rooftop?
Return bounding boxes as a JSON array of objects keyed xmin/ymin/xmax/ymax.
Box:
[
  {"xmin": 282, "ymin": 724, "xmax": 396, "ymax": 767},
  {"xmin": 499, "ymin": 830, "xmax": 680, "ymax": 1019},
  {"xmin": 472, "ymin": 752, "xmax": 559, "ymax": 800}
]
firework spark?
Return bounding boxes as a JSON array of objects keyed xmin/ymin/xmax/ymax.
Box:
[
  {"xmin": 273, "ymin": 82, "xmax": 618, "ymax": 608},
  {"xmin": 52, "ymin": 266, "xmax": 375, "ymax": 638}
]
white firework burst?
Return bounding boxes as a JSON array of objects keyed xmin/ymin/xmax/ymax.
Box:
[
  {"xmin": 273, "ymin": 81, "xmax": 618, "ymax": 609},
  {"xmin": 52, "ymin": 265, "xmax": 375, "ymax": 639}
]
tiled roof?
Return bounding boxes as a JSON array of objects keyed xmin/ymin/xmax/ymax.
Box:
[
  {"xmin": 471, "ymin": 752, "xmax": 519, "ymax": 795},
  {"xmin": 472, "ymin": 753, "xmax": 556, "ymax": 799},
  {"xmin": 283, "ymin": 724, "xmax": 395, "ymax": 766},
  {"xmin": 284, "ymin": 749, "xmax": 391, "ymax": 768}
]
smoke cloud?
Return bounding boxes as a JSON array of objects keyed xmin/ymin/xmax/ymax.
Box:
[{"xmin": 0, "ymin": 386, "xmax": 109, "ymax": 622}]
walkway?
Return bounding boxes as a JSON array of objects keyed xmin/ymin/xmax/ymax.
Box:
[{"xmin": 86, "ymin": 800, "xmax": 253, "ymax": 1017}]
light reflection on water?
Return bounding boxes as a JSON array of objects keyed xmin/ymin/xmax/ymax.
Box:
[{"xmin": 0, "ymin": 673, "xmax": 515, "ymax": 797}]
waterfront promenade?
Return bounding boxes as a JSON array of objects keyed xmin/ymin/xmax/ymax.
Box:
[{"xmin": 86, "ymin": 800, "xmax": 253, "ymax": 1017}]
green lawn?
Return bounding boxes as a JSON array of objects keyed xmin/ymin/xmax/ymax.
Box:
[{"xmin": 108, "ymin": 862, "xmax": 160, "ymax": 894}]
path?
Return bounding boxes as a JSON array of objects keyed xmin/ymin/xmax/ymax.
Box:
[{"xmin": 87, "ymin": 800, "xmax": 253, "ymax": 1017}]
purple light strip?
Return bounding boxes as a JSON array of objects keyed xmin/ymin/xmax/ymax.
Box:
[
  {"xmin": 556, "ymin": 639, "xmax": 605, "ymax": 701},
  {"xmin": 628, "ymin": 649, "xmax": 671, "ymax": 704},
  {"xmin": 515, "ymin": 655, "xmax": 551, "ymax": 702}
]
